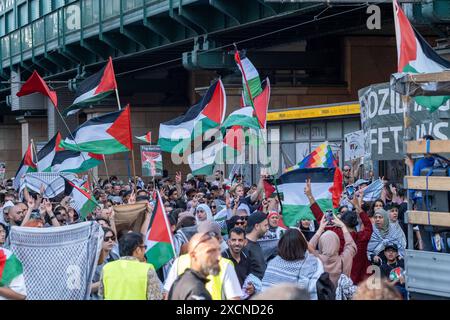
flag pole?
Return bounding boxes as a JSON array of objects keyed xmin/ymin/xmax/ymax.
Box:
[
  {"xmin": 102, "ymin": 155, "xmax": 110, "ymax": 182},
  {"xmin": 30, "ymin": 139, "xmax": 39, "ymax": 171},
  {"xmin": 114, "ymin": 90, "xmax": 137, "ymax": 189}
]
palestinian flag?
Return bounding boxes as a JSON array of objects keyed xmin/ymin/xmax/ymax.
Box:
[
  {"xmin": 37, "ymin": 132, "xmax": 63, "ymax": 172},
  {"xmin": 277, "ymin": 168, "xmax": 341, "ymax": 226},
  {"xmin": 136, "ymin": 131, "xmax": 151, "ymax": 144},
  {"xmin": 60, "ymin": 105, "xmax": 132, "ymax": 154},
  {"xmin": 52, "ymin": 150, "xmax": 103, "ymax": 173},
  {"xmin": 63, "ymin": 57, "xmax": 117, "ymax": 116},
  {"xmin": 63, "ymin": 177, "xmax": 98, "ymax": 219},
  {"xmin": 13, "ymin": 143, "xmax": 37, "ymax": 190},
  {"xmin": 221, "ymin": 107, "xmax": 260, "ymax": 130},
  {"xmin": 235, "ymin": 50, "xmax": 262, "ymax": 106},
  {"xmin": 16, "ymin": 70, "xmax": 58, "ymax": 107},
  {"xmin": 188, "ymin": 139, "xmax": 223, "ymax": 176},
  {"xmin": 0, "ymin": 248, "xmax": 23, "ymax": 287},
  {"xmin": 145, "ymin": 190, "xmax": 176, "ymax": 269},
  {"xmin": 393, "ymin": 0, "xmax": 450, "ymax": 112},
  {"xmin": 158, "ymin": 79, "xmax": 226, "ymax": 154}
]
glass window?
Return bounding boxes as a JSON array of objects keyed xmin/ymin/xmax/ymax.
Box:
[
  {"xmin": 19, "ymin": 3, "xmax": 29, "ymax": 27},
  {"xmin": 30, "ymin": 0, "xmax": 40, "ymax": 21},
  {"xmin": 343, "ymin": 118, "xmax": 361, "ymax": 135},
  {"xmin": 281, "ymin": 143, "xmax": 296, "ymax": 170},
  {"xmin": 296, "ymin": 143, "xmax": 310, "ymax": 164},
  {"xmin": 295, "ymin": 123, "xmax": 309, "ymax": 141},
  {"xmin": 83, "ymin": 0, "xmax": 99, "ymax": 26},
  {"xmin": 21, "ymin": 26, "xmax": 33, "ymax": 51},
  {"xmin": 1, "ymin": 36, "xmax": 9, "ymax": 58},
  {"xmin": 0, "ymin": 17, "xmax": 5, "ymax": 37},
  {"xmin": 327, "ymin": 120, "xmax": 342, "ymax": 140},
  {"xmin": 281, "ymin": 124, "xmax": 295, "ymax": 141},
  {"xmin": 42, "ymin": 0, "xmax": 52, "ymax": 15},
  {"xmin": 310, "ymin": 121, "xmax": 325, "ymax": 140},
  {"xmin": 52, "ymin": 0, "xmax": 65, "ymax": 9},
  {"xmin": 45, "ymin": 12, "xmax": 58, "ymax": 40},
  {"xmin": 10, "ymin": 31, "xmax": 20, "ymax": 55},
  {"xmin": 33, "ymin": 19, "xmax": 45, "ymax": 45},
  {"xmin": 103, "ymin": 0, "xmax": 120, "ymax": 19},
  {"xmin": 267, "ymin": 125, "xmax": 280, "ymax": 144},
  {"xmin": 6, "ymin": 10, "xmax": 14, "ymax": 33}
]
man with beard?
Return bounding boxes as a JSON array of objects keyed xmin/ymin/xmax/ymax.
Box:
[
  {"xmin": 6, "ymin": 204, "xmax": 26, "ymax": 227},
  {"xmin": 223, "ymin": 228, "xmax": 253, "ymax": 295},
  {"xmin": 168, "ymin": 232, "xmax": 221, "ymax": 300},
  {"xmin": 243, "ymin": 211, "xmax": 269, "ymax": 280}
]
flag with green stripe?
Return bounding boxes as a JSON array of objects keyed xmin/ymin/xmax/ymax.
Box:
[
  {"xmin": 0, "ymin": 248, "xmax": 23, "ymax": 287},
  {"xmin": 145, "ymin": 190, "xmax": 176, "ymax": 270}
]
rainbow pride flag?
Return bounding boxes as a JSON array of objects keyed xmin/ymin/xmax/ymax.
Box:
[{"xmin": 285, "ymin": 143, "xmax": 337, "ymax": 172}]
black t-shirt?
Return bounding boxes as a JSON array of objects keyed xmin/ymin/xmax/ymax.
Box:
[
  {"xmin": 243, "ymin": 239, "xmax": 267, "ymax": 280},
  {"xmin": 380, "ymin": 258, "xmax": 405, "ymax": 287},
  {"xmin": 222, "ymin": 249, "xmax": 251, "ymax": 287},
  {"xmin": 168, "ymin": 268, "xmax": 212, "ymax": 300}
]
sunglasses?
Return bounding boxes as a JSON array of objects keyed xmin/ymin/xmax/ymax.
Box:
[
  {"xmin": 237, "ymin": 216, "xmax": 248, "ymax": 221},
  {"xmin": 210, "ymin": 206, "xmax": 216, "ymax": 209},
  {"xmin": 235, "ymin": 221, "xmax": 246, "ymax": 226},
  {"xmin": 104, "ymin": 236, "xmax": 116, "ymax": 242}
]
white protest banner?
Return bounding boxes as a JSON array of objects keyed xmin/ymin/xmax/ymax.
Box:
[{"xmin": 344, "ymin": 130, "xmax": 365, "ymax": 161}]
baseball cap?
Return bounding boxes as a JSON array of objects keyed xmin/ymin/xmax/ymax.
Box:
[
  {"xmin": 246, "ymin": 211, "xmax": 267, "ymax": 233},
  {"xmin": 186, "ymin": 173, "xmax": 195, "ymax": 181},
  {"xmin": 384, "ymin": 243, "xmax": 398, "ymax": 252},
  {"xmin": 197, "ymin": 220, "xmax": 221, "ymax": 237}
]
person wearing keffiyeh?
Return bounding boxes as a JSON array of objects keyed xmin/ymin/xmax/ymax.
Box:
[{"xmin": 367, "ymin": 209, "xmax": 406, "ymax": 265}]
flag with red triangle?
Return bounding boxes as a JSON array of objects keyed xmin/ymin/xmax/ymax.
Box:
[
  {"xmin": 136, "ymin": 131, "xmax": 152, "ymax": 144},
  {"xmin": 59, "ymin": 104, "xmax": 132, "ymax": 154},
  {"xmin": 16, "ymin": 70, "xmax": 58, "ymax": 107},
  {"xmin": 63, "ymin": 57, "xmax": 118, "ymax": 116},
  {"xmin": 13, "ymin": 143, "xmax": 37, "ymax": 190},
  {"xmin": 144, "ymin": 190, "xmax": 176, "ymax": 270},
  {"xmin": 63, "ymin": 177, "xmax": 98, "ymax": 219},
  {"xmin": 393, "ymin": 0, "xmax": 450, "ymax": 112}
]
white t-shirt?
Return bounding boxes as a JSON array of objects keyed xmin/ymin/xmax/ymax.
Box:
[
  {"xmin": 164, "ymin": 257, "xmax": 241, "ymax": 299},
  {"xmin": 0, "ymin": 274, "xmax": 27, "ymax": 300}
]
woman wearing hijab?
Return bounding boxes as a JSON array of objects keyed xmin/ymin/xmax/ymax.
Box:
[
  {"xmin": 309, "ymin": 216, "xmax": 357, "ymax": 286},
  {"xmin": 194, "ymin": 203, "xmax": 213, "ymax": 223},
  {"xmin": 367, "ymin": 208, "xmax": 406, "ymax": 265},
  {"xmin": 260, "ymin": 211, "xmax": 285, "ymax": 241}
]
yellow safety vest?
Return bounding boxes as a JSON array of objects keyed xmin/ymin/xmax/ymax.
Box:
[
  {"xmin": 176, "ymin": 254, "xmax": 233, "ymax": 300},
  {"xmin": 102, "ymin": 259, "xmax": 154, "ymax": 300}
]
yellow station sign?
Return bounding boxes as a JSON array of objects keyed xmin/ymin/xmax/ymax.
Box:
[{"xmin": 267, "ymin": 103, "xmax": 361, "ymax": 122}]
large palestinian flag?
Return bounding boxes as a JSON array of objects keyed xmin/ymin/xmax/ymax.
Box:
[
  {"xmin": 393, "ymin": 0, "xmax": 450, "ymax": 112},
  {"xmin": 37, "ymin": 132, "xmax": 63, "ymax": 172},
  {"xmin": 52, "ymin": 150, "xmax": 103, "ymax": 173},
  {"xmin": 63, "ymin": 57, "xmax": 117, "ymax": 116},
  {"xmin": 277, "ymin": 168, "xmax": 342, "ymax": 226},
  {"xmin": 60, "ymin": 105, "xmax": 132, "ymax": 154},
  {"xmin": 0, "ymin": 248, "xmax": 24, "ymax": 287},
  {"xmin": 158, "ymin": 79, "xmax": 226, "ymax": 154},
  {"xmin": 63, "ymin": 177, "xmax": 98, "ymax": 219},
  {"xmin": 145, "ymin": 190, "xmax": 176, "ymax": 269},
  {"xmin": 13, "ymin": 143, "xmax": 37, "ymax": 190}
]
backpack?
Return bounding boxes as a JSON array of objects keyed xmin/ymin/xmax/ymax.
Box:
[{"xmin": 316, "ymin": 272, "xmax": 336, "ymax": 300}]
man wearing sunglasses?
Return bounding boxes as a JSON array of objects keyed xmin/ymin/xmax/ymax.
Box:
[
  {"xmin": 168, "ymin": 232, "xmax": 221, "ymax": 300},
  {"xmin": 99, "ymin": 232, "xmax": 162, "ymax": 300},
  {"xmin": 164, "ymin": 221, "xmax": 241, "ymax": 300}
]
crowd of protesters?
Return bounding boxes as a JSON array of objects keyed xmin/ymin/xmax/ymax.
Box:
[{"xmin": 1, "ymin": 154, "xmax": 428, "ymax": 300}]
